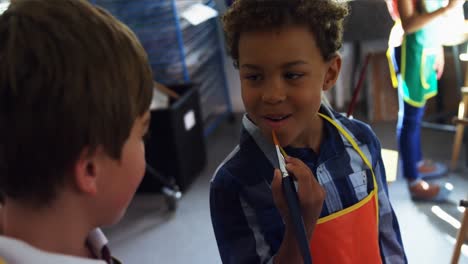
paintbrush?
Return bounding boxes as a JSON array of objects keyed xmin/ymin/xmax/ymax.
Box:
[{"xmin": 272, "ymin": 131, "xmax": 312, "ymax": 264}]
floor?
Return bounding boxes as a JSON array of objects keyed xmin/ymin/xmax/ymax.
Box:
[{"xmin": 104, "ymin": 115, "xmax": 468, "ymax": 264}]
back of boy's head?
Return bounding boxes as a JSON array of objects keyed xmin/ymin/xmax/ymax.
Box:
[
  {"xmin": 0, "ymin": 0, "xmax": 153, "ymax": 206},
  {"xmin": 223, "ymin": 0, "xmax": 349, "ymax": 66}
]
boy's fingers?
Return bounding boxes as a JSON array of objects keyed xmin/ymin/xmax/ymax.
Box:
[
  {"xmin": 284, "ymin": 157, "xmax": 325, "ymax": 212},
  {"xmin": 273, "ymin": 164, "xmax": 325, "ymax": 228},
  {"xmin": 285, "ymin": 158, "xmax": 314, "ymax": 183}
]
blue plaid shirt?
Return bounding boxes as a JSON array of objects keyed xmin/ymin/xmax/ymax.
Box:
[{"xmin": 210, "ymin": 105, "xmax": 407, "ymax": 264}]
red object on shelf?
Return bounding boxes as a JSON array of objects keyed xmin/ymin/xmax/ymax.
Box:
[{"xmin": 347, "ymin": 54, "xmax": 372, "ymax": 118}]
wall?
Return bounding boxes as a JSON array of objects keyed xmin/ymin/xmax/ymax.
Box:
[{"xmin": 214, "ymin": 0, "xmax": 244, "ymax": 112}]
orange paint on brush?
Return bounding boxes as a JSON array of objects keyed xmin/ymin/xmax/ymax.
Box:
[{"xmin": 272, "ymin": 131, "xmax": 288, "ymax": 157}]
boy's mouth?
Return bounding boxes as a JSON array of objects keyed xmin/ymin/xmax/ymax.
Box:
[
  {"xmin": 262, "ymin": 114, "xmax": 292, "ymax": 128},
  {"xmin": 264, "ymin": 114, "xmax": 291, "ymax": 121}
]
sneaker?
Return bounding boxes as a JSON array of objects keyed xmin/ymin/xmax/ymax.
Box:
[
  {"xmin": 409, "ymin": 179, "xmax": 452, "ymax": 202},
  {"xmin": 417, "ymin": 160, "xmax": 448, "ymax": 180}
]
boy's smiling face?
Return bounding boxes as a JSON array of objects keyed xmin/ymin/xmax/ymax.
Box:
[{"xmin": 238, "ymin": 25, "xmax": 340, "ymax": 148}]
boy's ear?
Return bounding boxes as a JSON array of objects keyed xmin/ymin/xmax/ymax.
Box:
[
  {"xmin": 323, "ymin": 55, "xmax": 342, "ymax": 91},
  {"xmin": 73, "ymin": 148, "xmax": 99, "ymax": 196}
]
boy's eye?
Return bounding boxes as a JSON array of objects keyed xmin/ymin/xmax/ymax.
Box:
[
  {"xmin": 244, "ymin": 74, "xmax": 263, "ymax": 81},
  {"xmin": 284, "ymin": 72, "xmax": 304, "ymax": 80}
]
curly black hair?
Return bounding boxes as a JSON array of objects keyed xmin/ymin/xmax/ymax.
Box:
[{"xmin": 222, "ymin": 0, "xmax": 349, "ymax": 66}]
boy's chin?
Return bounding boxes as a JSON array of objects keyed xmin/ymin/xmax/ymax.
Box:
[{"xmin": 261, "ymin": 128, "xmax": 292, "ymax": 147}]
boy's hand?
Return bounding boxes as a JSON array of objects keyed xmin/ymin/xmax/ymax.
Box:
[{"xmin": 271, "ymin": 156, "xmax": 325, "ymax": 238}]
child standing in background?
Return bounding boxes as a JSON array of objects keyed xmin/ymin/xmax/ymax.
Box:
[{"xmin": 387, "ymin": 0, "xmax": 464, "ymax": 201}]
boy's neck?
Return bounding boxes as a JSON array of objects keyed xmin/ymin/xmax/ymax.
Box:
[
  {"xmin": 2, "ymin": 198, "xmax": 95, "ymax": 259},
  {"xmin": 291, "ymin": 114, "xmax": 324, "ymax": 152}
]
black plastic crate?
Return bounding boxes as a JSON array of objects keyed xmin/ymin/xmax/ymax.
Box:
[{"xmin": 142, "ymin": 83, "xmax": 206, "ymax": 192}]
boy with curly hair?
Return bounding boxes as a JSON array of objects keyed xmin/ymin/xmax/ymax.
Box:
[
  {"xmin": 210, "ymin": 0, "xmax": 407, "ymax": 263},
  {"xmin": 0, "ymin": 0, "xmax": 153, "ymax": 262}
]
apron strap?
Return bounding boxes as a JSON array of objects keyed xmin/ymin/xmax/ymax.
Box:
[{"xmin": 318, "ymin": 113, "xmax": 379, "ymax": 225}]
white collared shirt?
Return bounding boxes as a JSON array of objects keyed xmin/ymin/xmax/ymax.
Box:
[{"xmin": 0, "ymin": 228, "xmax": 113, "ymax": 264}]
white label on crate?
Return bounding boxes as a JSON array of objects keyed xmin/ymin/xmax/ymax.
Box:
[
  {"xmin": 184, "ymin": 110, "xmax": 196, "ymax": 131},
  {"xmin": 181, "ymin": 3, "xmax": 218, "ymax": 26}
]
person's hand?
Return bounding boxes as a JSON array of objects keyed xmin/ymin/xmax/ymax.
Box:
[
  {"xmin": 446, "ymin": 0, "xmax": 465, "ymax": 12},
  {"xmin": 434, "ymin": 47, "xmax": 445, "ymax": 80},
  {"xmin": 271, "ymin": 156, "xmax": 325, "ymax": 238}
]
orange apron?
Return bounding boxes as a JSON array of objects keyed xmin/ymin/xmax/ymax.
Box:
[{"xmin": 310, "ymin": 114, "xmax": 382, "ymax": 264}]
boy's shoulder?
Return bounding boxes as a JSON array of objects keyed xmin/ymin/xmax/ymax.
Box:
[
  {"xmin": 326, "ymin": 107, "xmax": 379, "ymax": 146},
  {"xmin": 211, "ymin": 145, "xmax": 266, "ymax": 190},
  {"xmin": 211, "ymin": 123, "xmax": 274, "ymax": 190},
  {"xmin": 210, "ymin": 145, "xmax": 243, "ymax": 189},
  {"xmin": 0, "ymin": 235, "xmax": 105, "ymax": 264}
]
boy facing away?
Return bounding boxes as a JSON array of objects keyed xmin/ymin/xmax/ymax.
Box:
[
  {"xmin": 0, "ymin": 0, "xmax": 153, "ymax": 263},
  {"xmin": 210, "ymin": 0, "xmax": 408, "ymax": 263}
]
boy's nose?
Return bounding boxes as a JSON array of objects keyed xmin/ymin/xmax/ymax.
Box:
[{"xmin": 262, "ymin": 78, "xmax": 286, "ymax": 104}]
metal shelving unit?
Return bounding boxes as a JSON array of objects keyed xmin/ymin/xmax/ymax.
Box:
[{"xmin": 92, "ymin": 0, "xmax": 233, "ymax": 136}]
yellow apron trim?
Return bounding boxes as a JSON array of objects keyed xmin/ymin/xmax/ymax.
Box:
[
  {"xmin": 317, "ymin": 189, "xmax": 377, "ymax": 224},
  {"xmin": 386, "ymin": 48, "xmax": 399, "ymax": 89},
  {"xmin": 387, "ymin": 21, "xmax": 402, "ymax": 89},
  {"xmin": 420, "ymin": 49, "xmax": 430, "ymax": 89},
  {"xmin": 401, "ymin": 90, "xmax": 437, "ymax": 107},
  {"xmin": 318, "ymin": 114, "xmax": 374, "ymax": 176},
  {"xmin": 0, "ymin": 257, "xmax": 7, "ymax": 264},
  {"xmin": 317, "ymin": 113, "xmax": 379, "ymax": 226},
  {"xmin": 401, "ymin": 38, "xmax": 407, "ymax": 83}
]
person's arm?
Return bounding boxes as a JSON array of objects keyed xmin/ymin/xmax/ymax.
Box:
[
  {"xmin": 434, "ymin": 46, "xmax": 445, "ymax": 80},
  {"xmin": 397, "ymin": 0, "xmax": 462, "ymax": 34},
  {"xmin": 210, "ymin": 169, "xmax": 275, "ymax": 264},
  {"xmin": 386, "ymin": 0, "xmax": 400, "ymax": 21},
  {"xmin": 271, "ymin": 157, "xmax": 325, "ymax": 264},
  {"xmin": 210, "ymin": 158, "xmax": 324, "ymax": 264},
  {"xmin": 372, "ymin": 136, "xmax": 408, "ymax": 264}
]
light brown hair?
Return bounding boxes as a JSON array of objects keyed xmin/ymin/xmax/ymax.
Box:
[{"xmin": 0, "ymin": 0, "xmax": 153, "ymax": 205}]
